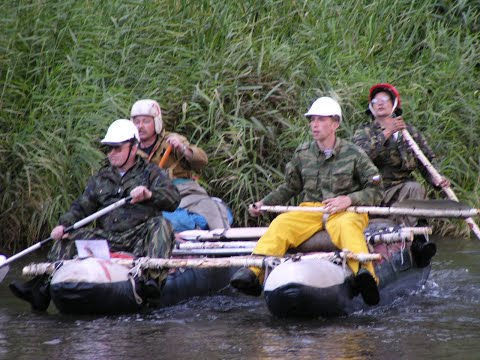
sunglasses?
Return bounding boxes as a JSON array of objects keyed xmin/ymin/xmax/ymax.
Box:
[{"xmin": 101, "ymin": 144, "xmax": 125, "ymax": 154}]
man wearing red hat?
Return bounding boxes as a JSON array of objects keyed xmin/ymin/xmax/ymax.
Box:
[{"xmin": 353, "ymin": 83, "xmax": 450, "ymax": 267}]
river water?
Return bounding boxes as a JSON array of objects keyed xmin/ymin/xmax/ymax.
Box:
[{"xmin": 1, "ymin": 235, "xmax": 480, "ymax": 360}]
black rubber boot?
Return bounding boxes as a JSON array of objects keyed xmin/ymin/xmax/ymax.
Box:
[
  {"xmin": 9, "ymin": 276, "xmax": 51, "ymax": 311},
  {"xmin": 230, "ymin": 268, "xmax": 262, "ymax": 296},
  {"xmin": 354, "ymin": 269, "xmax": 380, "ymax": 306},
  {"xmin": 143, "ymin": 279, "xmax": 161, "ymax": 299},
  {"xmin": 411, "ymin": 235, "xmax": 436, "ymax": 268},
  {"xmin": 134, "ymin": 278, "xmax": 162, "ymax": 301}
]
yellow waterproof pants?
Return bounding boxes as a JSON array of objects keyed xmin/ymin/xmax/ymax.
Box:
[{"xmin": 252, "ymin": 202, "xmax": 377, "ymax": 282}]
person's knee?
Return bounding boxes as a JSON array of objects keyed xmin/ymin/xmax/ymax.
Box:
[{"xmin": 403, "ymin": 182, "xmax": 426, "ymax": 199}]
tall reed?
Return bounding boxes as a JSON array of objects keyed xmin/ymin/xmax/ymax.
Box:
[{"xmin": 1, "ymin": 0, "xmax": 479, "ymax": 249}]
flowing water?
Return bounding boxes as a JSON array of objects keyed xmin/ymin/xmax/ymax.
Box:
[{"xmin": 1, "ymin": 235, "xmax": 480, "ymax": 360}]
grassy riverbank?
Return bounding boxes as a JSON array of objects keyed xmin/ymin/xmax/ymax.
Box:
[{"xmin": 1, "ymin": 0, "xmax": 479, "ymax": 249}]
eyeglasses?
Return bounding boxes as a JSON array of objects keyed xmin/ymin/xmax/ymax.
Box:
[{"xmin": 371, "ymin": 96, "xmax": 391, "ymax": 105}]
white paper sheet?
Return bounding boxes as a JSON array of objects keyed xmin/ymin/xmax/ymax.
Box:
[{"xmin": 75, "ymin": 240, "xmax": 111, "ymax": 259}]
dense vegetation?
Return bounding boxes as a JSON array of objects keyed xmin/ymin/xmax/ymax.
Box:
[{"xmin": 1, "ymin": 0, "xmax": 479, "ymax": 251}]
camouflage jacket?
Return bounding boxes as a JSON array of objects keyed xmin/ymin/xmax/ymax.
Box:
[
  {"xmin": 137, "ymin": 130, "xmax": 208, "ymax": 180},
  {"xmin": 352, "ymin": 121, "xmax": 438, "ymax": 189},
  {"xmin": 262, "ymin": 138, "xmax": 384, "ymax": 206},
  {"xmin": 58, "ymin": 156, "xmax": 180, "ymax": 232}
]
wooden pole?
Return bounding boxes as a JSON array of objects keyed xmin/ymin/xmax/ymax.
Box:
[
  {"xmin": 175, "ymin": 227, "xmax": 432, "ymax": 249},
  {"xmin": 22, "ymin": 252, "xmax": 382, "ymax": 277},
  {"xmin": 260, "ymin": 205, "xmax": 479, "ymax": 218},
  {"xmin": 401, "ymin": 129, "xmax": 480, "ymax": 240}
]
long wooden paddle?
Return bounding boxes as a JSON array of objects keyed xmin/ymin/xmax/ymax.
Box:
[
  {"xmin": 401, "ymin": 129, "xmax": 480, "ymax": 240},
  {"xmin": 0, "ymin": 196, "xmax": 132, "ymax": 282}
]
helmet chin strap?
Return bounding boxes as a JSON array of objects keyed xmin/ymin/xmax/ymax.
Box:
[{"xmin": 118, "ymin": 141, "xmax": 135, "ymax": 170}]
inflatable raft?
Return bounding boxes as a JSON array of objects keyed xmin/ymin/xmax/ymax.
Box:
[
  {"xmin": 19, "ymin": 220, "xmax": 432, "ymax": 316},
  {"xmin": 40, "ymin": 257, "xmax": 237, "ymax": 315},
  {"xmin": 263, "ymin": 219, "xmax": 432, "ymax": 318}
]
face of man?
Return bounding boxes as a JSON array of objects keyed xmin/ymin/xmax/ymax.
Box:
[
  {"xmin": 132, "ymin": 115, "xmax": 156, "ymax": 144},
  {"xmin": 106, "ymin": 142, "xmax": 137, "ymax": 171},
  {"xmin": 309, "ymin": 115, "xmax": 339, "ymax": 143},
  {"xmin": 371, "ymin": 91, "xmax": 394, "ymax": 118}
]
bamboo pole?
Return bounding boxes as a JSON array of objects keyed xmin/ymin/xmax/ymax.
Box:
[
  {"xmin": 401, "ymin": 129, "xmax": 480, "ymax": 240},
  {"xmin": 259, "ymin": 205, "xmax": 479, "ymax": 218}
]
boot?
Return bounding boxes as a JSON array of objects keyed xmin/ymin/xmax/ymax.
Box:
[
  {"xmin": 9, "ymin": 276, "xmax": 51, "ymax": 311},
  {"xmin": 354, "ymin": 269, "xmax": 380, "ymax": 306},
  {"xmin": 134, "ymin": 278, "xmax": 162, "ymax": 301},
  {"xmin": 143, "ymin": 279, "xmax": 161, "ymax": 299},
  {"xmin": 411, "ymin": 235, "xmax": 436, "ymax": 268},
  {"xmin": 230, "ymin": 268, "xmax": 262, "ymax": 296}
]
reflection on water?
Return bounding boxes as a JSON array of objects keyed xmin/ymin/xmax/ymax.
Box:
[{"xmin": 1, "ymin": 236, "xmax": 480, "ymax": 360}]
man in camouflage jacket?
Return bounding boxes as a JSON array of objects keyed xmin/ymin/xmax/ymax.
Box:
[
  {"xmin": 230, "ymin": 97, "xmax": 384, "ymax": 306},
  {"xmin": 353, "ymin": 83, "xmax": 450, "ymax": 227},
  {"xmin": 10, "ymin": 119, "xmax": 180, "ymax": 311},
  {"xmin": 48, "ymin": 120, "xmax": 180, "ymax": 261}
]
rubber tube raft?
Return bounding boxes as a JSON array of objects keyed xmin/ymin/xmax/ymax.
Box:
[
  {"xmin": 47, "ymin": 257, "xmax": 237, "ymax": 315},
  {"xmin": 263, "ymin": 219, "xmax": 432, "ymax": 318}
]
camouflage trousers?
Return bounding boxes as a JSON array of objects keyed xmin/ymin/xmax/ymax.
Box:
[
  {"xmin": 383, "ymin": 181, "xmax": 427, "ymax": 227},
  {"xmin": 47, "ymin": 216, "xmax": 175, "ymax": 262}
]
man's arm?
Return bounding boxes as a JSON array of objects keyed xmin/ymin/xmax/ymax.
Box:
[
  {"xmin": 166, "ymin": 133, "xmax": 208, "ymax": 171},
  {"xmin": 353, "ymin": 124, "xmax": 387, "ymax": 160},
  {"xmin": 57, "ymin": 176, "xmax": 99, "ymax": 227},
  {"xmin": 148, "ymin": 166, "xmax": 181, "ymax": 211},
  {"xmin": 347, "ymin": 149, "xmax": 385, "ymax": 206},
  {"xmin": 262, "ymin": 154, "xmax": 303, "ymax": 206}
]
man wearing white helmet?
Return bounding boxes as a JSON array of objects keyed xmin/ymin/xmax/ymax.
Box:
[
  {"xmin": 9, "ymin": 119, "xmax": 181, "ymax": 311},
  {"xmin": 231, "ymin": 97, "xmax": 384, "ymax": 306},
  {"xmin": 130, "ymin": 99, "xmax": 231, "ymax": 231}
]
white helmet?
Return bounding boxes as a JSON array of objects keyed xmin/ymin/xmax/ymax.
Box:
[
  {"xmin": 101, "ymin": 119, "xmax": 140, "ymax": 145},
  {"xmin": 130, "ymin": 99, "xmax": 163, "ymax": 134},
  {"xmin": 304, "ymin": 97, "xmax": 342, "ymax": 121}
]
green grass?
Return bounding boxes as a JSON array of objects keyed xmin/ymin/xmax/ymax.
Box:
[{"xmin": 1, "ymin": 0, "xmax": 479, "ymax": 250}]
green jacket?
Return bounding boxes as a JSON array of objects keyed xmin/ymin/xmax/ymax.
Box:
[
  {"xmin": 352, "ymin": 121, "xmax": 438, "ymax": 189},
  {"xmin": 262, "ymin": 138, "xmax": 384, "ymax": 206},
  {"xmin": 58, "ymin": 156, "xmax": 180, "ymax": 232}
]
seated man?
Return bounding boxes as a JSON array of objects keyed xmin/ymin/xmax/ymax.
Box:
[
  {"xmin": 353, "ymin": 83, "xmax": 450, "ymax": 266},
  {"xmin": 230, "ymin": 97, "xmax": 384, "ymax": 306},
  {"xmin": 10, "ymin": 119, "xmax": 181, "ymax": 310},
  {"xmin": 130, "ymin": 99, "xmax": 231, "ymax": 231}
]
